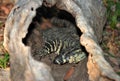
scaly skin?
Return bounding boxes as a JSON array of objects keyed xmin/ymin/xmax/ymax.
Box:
[{"xmin": 37, "ymin": 17, "xmax": 86, "ymax": 64}]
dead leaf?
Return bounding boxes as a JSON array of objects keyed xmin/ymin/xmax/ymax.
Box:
[
  {"xmin": 64, "ymin": 66, "xmax": 75, "ymax": 81},
  {"xmin": 1, "ymin": 5, "xmax": 9, "ymax": 15},
  {"xmin": 107, "ymin": 40, "xmax": 119, "ymax": 55},
  {"xmin": 0, "ymin": 34, "xmax": 3, "ymax": 41}
]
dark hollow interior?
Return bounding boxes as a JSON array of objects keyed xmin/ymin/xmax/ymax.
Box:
[{"xmin": 22, "ymin": 5, "xmax": 89, "ymax": 81}]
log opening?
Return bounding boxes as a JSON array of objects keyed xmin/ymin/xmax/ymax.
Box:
[{"xmin": 22, "ymin": 4, "xmax": 89, "ymax": 81}]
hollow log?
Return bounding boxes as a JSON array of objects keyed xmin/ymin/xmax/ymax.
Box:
[{"xmin": 3, "ymin": 0, "xmax": 120, "ymax": 81}]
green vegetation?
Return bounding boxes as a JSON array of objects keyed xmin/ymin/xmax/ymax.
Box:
[
  {"xmin": 104, "ymin": 0, "xmax": 120, "ymax": 29},
  {"xmin": 0, "ymin": 44, "xmax": 9, "ymax": 69},
  {"xmin": 0, "ymin": 22, "xmax": 2, "ymax": 27},
  {"xmin": 117, "ymin": 72, "xmax": 120, "ymax": 75},
  {"xmin": 0, "ymin": 53, "xmax": 9, "ymax": 69}
]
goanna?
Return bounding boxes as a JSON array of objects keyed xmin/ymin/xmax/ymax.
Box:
[{"xmin": 36, "ymin": 17, "xmax": 86, "ymax": 64}]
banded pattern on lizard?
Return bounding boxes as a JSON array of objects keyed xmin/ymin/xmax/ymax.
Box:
[
  {"xmin": 35, "ymin": 17, "xmax": 86, "ymax": 64},
  {"xmin": 43, "ymin": 39, "xmax": 86, "ymax": 64}
]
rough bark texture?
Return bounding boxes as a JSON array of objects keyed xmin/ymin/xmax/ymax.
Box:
[
  {"xmin": 3, "ymin": 0, "xmax": 120, "ymax": 81},
  {"xmin": 0, "ymin": 69, "xmax": 10, "ymax": 81},
  {"xmin": 3, "ymin": 0, "xmax": 54, "ymax": 81}
]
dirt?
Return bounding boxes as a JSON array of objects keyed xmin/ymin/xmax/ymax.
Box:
[
  {"xmin": 0, "ymin": 1, "xmax": 13, "ymax": 81},
  {"xmin": 0, "ymin": 1, "xmax": 13, "ymax": 55},
  {"xmin": 41, "ymin": 54, "xmax": 89, "ymax": 81},
  {"xmin": 101, "ymin": 24, "xmax": 120, "ymax": 74}
]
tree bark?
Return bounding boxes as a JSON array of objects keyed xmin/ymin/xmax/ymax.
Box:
[{"xmin": 3, "ymin": 0, "xmax": 120, "ymax": 81}]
